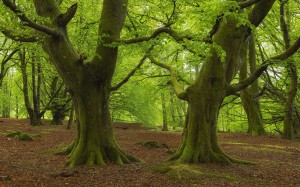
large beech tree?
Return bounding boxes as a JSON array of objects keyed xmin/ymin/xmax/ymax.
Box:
[
  {"xmin": 1, "ymin": 0, "xmax": 139, "ymax": 166},
  {"xmin": 149, "ymin": 0, "xmax": 299, "ymax": 164}
]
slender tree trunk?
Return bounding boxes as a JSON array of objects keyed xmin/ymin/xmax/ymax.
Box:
[
  {"xmin": 19, "ymin": 50, "xmax": 39, "ymax": 126},
  {"xmin": 170, "ymin": 93, "xmax": 176, "ymax": 130},
  {"xmin": 280, "ymin": 1, "xmax": 298, "ymax": 139},
  {"xmin": 161, "ymin": 93, "xmax": 168, "ymax": 131},
  {"xmin": 2, "ymin": 82, "xmax": 10, "ymax": 118},
  {"xmin": 283, "ymin": 63, "xmax": 297, "ymax": 139},
  {"xmin": 240, "ymin": 34, "xmax": 266, "ymax": 135},
  {"xmin": 15, "ymin": 96, "xmax": 19, "ymax": 119}
]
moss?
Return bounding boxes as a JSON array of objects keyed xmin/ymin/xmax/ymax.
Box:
[
  {"xmin": 150, "ymin": 165, "xmax": 172, "ymax": 174},
  {"xmin": 18, "ymin": 133, "xmax": 34, "ymax": 141},
  {"xmin": 6, "ymin": 130, "xmax": 34, "ymax": 141},
  {"xmin": 0, "ymin": 132, "xmax": 7, "ymax": 136},
  {"xmin": 136, "ymin": 141, "xmax": 165, "ymax": 148},
  {"xmin": 153, "ymin": 164, "xmax": 237, "ymax": 181},
  {"xmin": 6, "ymin": 131, "xmax": 22, "ymax": 137},
  {"xmin": 166, "ymin": 148, "xmax": 176, "ymax": 154}
]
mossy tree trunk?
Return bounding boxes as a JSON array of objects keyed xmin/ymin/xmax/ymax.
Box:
[
  {"xmin": 68, "ymin": 78, "xmax": 136, "ymax": 166},
  {"xmin": 1, "ymin": 0, "xmax": 138, "ymax": 166},
  {"xmin": 280, "ymin": 0, "xmax": 298, "ymax": 140},
  {"xmin": 240, "ymin": 34, "xmax": 266, "ymax": 135},
  {"xmin": 166, "ymin": 0, "xmax": 276, "ymax": 164}
]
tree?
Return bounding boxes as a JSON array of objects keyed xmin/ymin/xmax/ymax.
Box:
[
  {"xmin": 239, "ymin": 34, "xmax": 266, "ymax": 135},
  {"xmin": 1, "ymin": 0, "xmax": 139, "ymax": 166},
  {"xmin": 280, "ymin": 0, "xmax": 298, "ymax": 139},
  {"xmin": 148, "ymin": 0, "xmax": 299, "ymax": 164}
]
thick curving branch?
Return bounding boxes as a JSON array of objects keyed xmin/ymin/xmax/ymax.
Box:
[
  {"xmin": 111, "ymin": 46, "xmax": 154, "ymax": 91},
  {"xmin": 227, "ymin": 36, "xmax": 300, "ymax": 95},
  {"xmin": 148, "ymin": 55, "xmax": 188, "ymax": 101},
  {"xmin": 119, "ymin": 27, "xmax": 198, "ymax": 44},
  {"xmin": 0, "ymin": 27, "xmax": 38, "ymax": 42},
  {"xmin": 2, "ymin": 0, "xmax": 60, "ymax": 36}
]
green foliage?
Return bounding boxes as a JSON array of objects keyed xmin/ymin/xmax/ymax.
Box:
[{"xmin": 111, "ymin": 84, "xmax": 160, "ymax": 126}]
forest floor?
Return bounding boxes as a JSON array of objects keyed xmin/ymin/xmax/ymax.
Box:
[{"xmin": 0, "ymin": 118, "xmax": 299, "ymax": 187}]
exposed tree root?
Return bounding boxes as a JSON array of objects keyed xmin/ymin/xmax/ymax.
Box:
[
  {"xmin": 66, "ymin": 143, "xmax": 141, "ymax": 168},
  {"xmin": 55, "ymin": 141, "xmax": 75, "ymax": 155},
  {"xmin": 167, "ymin": 145, "xmax": 255, "ymax": 165},
  {"xmin": 150, "ymin": 163, "xmax": 237, "ymax": 181}
]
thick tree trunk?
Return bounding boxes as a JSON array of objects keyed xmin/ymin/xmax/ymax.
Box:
[
  {"xmin": 169, "ymin": 0, "xmax": 275, "ymax": 164},
  {"xmin": 67, "ymin": 104, "xmax": 75, "ymax": 130},
  {"xmin": 68, "ymin": 79, "xmax": 137, "ymax": 166},
  {"xmin": 169, "ymin": 65, "xmax": 230, "ymax": 163}
]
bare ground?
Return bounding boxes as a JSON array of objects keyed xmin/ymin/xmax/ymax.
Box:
[{"xmin": 0, "ymin": 118, "xmax": 299, "ymax": 186}]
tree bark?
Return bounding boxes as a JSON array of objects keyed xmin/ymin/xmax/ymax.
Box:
[
  {"xmin": 169, "ymin": 0, "xmax": 275, "ymax": 164},
  {"xmin": 161, "ymin": 93, "xmax": 168, "ymax": 131},
  {"xmin": 280, "ymin": 0, "xmax": 298, "ymax": 139},
  {"xmin": 19, "ymin": 49, "xmax": 41, "ymax": 126},
  {"xmin": 27, "ymin": 0, "xmax": 137, "ymax": 166},
  {"xmin": 68, "ymin": 78, "xmax": 137, "ymax": 166},
  {"xmin": 240, "ymin": 34, "xmax": 266, "ymax": 135}
]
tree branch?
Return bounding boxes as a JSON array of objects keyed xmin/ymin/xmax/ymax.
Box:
[
  {"xmin": 2, "ymin": 48, "xmax": 19, "ymax": 65},
  {"xmin": 238, "ymin": 0, "xmax": 262, "ymax": 9},
  {"xmin": 2, "ymin": 0, "xmax": 60, "ymax": 36},
  {"xmin": 248, "ymin": 0, "xmax": 276, "ymax": 27},
  {"xmin": 148, "ymin": 55, "xmax": 188, "ymax": 101},
  {"xmin": 227, "ymin": 36, "xmax": 300, "ymax": 95},
  {"xmin": 55, "ymin": 3, "xmax": 78, "ymax": 27},
  {"xmin": 39, "ymin": 82, "xmax": 64, "ymax": 117},
  {"xmin": 111, "ymin": 46, "xmax": 154, "ymax": 91},
  {"xmin": 272, "ymin": 37, "xmax": 300, "ymax": 60},
  {"xmin": 119, "ymin": 27, "xmax": 197, "ymax": 44},
  {"xmin": 0, "ymin": 27, "xmax": 39, "ymax": 42}
]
